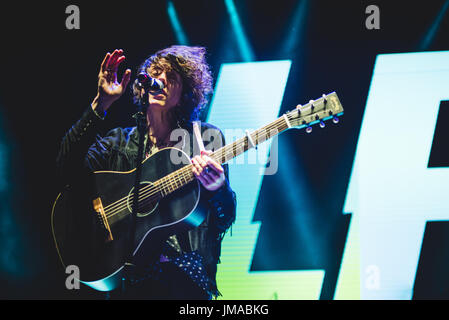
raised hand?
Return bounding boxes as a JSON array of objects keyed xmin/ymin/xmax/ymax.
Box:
[{"xmin": 92, "ymin": 49, "xmax": 132, "ymax": 114}]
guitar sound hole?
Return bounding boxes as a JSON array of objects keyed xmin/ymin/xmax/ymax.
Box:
[{"xmin": 126, "ymin": 181, "xmax": 159, "ymax": 217}]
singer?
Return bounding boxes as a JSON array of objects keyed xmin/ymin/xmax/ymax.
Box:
[{"xmin": 56, "ymin": 46, "xmax": 236, "ymax": 299}]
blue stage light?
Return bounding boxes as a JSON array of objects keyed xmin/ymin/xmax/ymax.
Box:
[
  {"xmin": 279, "ymin": 0, "xmax": 309, "ymax": 58},
  {"xmin": 419, "ymin": 0, "xmax": 449, "ymax": 50},
  {"xmin": 224, "ymin": 0, "xmax": 255, "ymax": 62},
  {"xmin": 167, "ymin": 0, "xmax": 189, "ymax": 45}
]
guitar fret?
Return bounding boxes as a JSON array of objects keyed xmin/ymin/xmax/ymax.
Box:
[
  {"xmin": 210, "ymin": 120, "xmax": 287, "ymax": 166},
  {"xmin": 155, "ymin": 166, "xmax": 195, "ymax": 198},
  {"xmin": 174, "ymin": 172, "xmax": 179, "ymax": 189},
  {"xmin": 163, "ymin": 177, "xmax": 170, "ymax": 195},
  {"xmin": 181, "ymin": 170, "xmax": 186, "ymax": 184}
]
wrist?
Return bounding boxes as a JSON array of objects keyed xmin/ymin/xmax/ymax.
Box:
[{"xmin": 91, "ymin": 94, "xmax": 109, "ymax": 117}]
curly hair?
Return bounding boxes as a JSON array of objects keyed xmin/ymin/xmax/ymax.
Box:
[{"xmin": 132, "ymin": 45, "xmax": 213, "ymax": 123}]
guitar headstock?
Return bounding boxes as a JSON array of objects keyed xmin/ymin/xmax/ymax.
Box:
[{"xmin": 284, "ymin": 92, "xmax": 344, "ymax": 133}]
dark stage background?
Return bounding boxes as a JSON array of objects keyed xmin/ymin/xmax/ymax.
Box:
[{"xmin": 0, "ymin": 0, "xmax": 448, "ymax": 299}]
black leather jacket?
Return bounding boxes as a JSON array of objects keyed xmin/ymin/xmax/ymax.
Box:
[{"xmin": 56, "ymin": 106, "xmax": 236, "ymax": 296}]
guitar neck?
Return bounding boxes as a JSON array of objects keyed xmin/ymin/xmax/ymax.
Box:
[
  {"xmin": 155, "ymin": 115, "xmax": 291, "ymax": 197},
  {"xmin": 210, "ymin": 115, "xmax": 290, "ymax": 165},
  {"xmin": 135, "ymin": 91, "xmax": 343, "ymax": 202}
]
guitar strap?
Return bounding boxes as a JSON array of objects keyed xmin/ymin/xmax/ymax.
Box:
[
  {"xmin": 192, "ymin": 120, "xmax": 205, "ymax": 156},
  {"xmin": 168, "ymin": 120, "xmax": 206, "ymax": 253}
]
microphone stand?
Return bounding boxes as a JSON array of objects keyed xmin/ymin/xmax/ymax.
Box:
[{"xmin": 122, "ymin": 88, "xmax": 148, "ymax": 292}]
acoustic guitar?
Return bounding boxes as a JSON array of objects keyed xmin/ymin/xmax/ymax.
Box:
[{"xmin": 51, "ymin": 92, "xmax": 344, "ymax": 291}]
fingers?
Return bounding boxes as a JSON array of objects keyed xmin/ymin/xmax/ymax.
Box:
[
  {"xmin": 196, "ymin": 169, "xmax": 216, "ymax": 186},
  {"xmin": 105, "ymin": 49, "xmax": 121, "ymax": 70},
  {"xmin": 191, "ymin": 151, "xmax": 225, "ymax": 190},
  {"xmin": 191, "ymin": 156, "xmax": 205, "ymax": 176},
  {"xmin": 99, "ymin": 49, "xmax": 130, "ymax": 88},
  {"xmin": 120, "ymin": 69, "xmax": 132, "ymax": 89},
  {"xmin": 100, "ymin": 52, "xmax": 111, "ymax": 73},
  {"xmin": 201, "ymin": 151, "xmax": 224, "ymax": 174},
  {"xmin": 192, "ymin": 162, "xmax": 217, "ymax": 186},
  {"xmin": 116, "ymin": 55, "xmax": 126, "ymax": 65},
  {"xmin": 104, "ymin": 49, "xmax": 125, "ymax": 73}
]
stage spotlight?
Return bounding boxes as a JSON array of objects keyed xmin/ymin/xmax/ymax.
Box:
[
  {"xmin": 279, "ymin": 0, "xmax": 309, "ymax": 58},
  {"xmin": 0, "ymin": 110, "xmax": 36, "ymax": 288},
  {"xmin": 224, "ymin": 0, "xmax": 255, "ymax": 62},
  {"xmin": 419, "ymin": 0, "xmax": 449, "ymax": 50},
  {"xmin": 167, "ymin": 0, "xmax": 189, "ymax": 45}
]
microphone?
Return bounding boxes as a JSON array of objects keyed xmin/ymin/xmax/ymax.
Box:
[{"xmin": 137, "ymin": 73, "xmax": 165, "ymax": 92}]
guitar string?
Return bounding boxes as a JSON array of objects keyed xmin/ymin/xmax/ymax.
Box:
[
  {"xmin": 110, "ymin": 162, "xmax": 195, "ymax": 210},
  {"xmin": 103, "ymin": 147, "xmax": 245, "ymax": 219},
  {"xmin": 102, "ymin": 146, "xmax": 220, "ymax": 215},
  {"xmin": 103, "ymin": 115, "xmax": 295, "ymax": 219},
  {"xmin": 103, "ymin": 127, "xmax": 274, "ymax": 218},
  {"xmin": 104, "ymin": 162, "xmax": 202, "ymax": 220},
  {"xmin": 104, "ymin": 108, "xmax": 301, "ymax": 215},
  {"xmin": 104, "ymin": 166, "xmax": 194, "ymax": 218},
  {"xmin": 103, "ymin": 118, "xmax": 291, "ymax": 220},
  {"xmin": 102, "ymin": 116, "xmax": 294, "ymax": 220},
  {"xmin": 102, "ymin": 161, "xmax": 193, "ymax": 213},
  {"xmin": 105, "ymin": 169, "xmax": 196, "ymax": 220},
  {"xmin": 103, "ymin": 147, "xmax": 223, "ymax": 218},
  {"xmin": 105, "ymin": 108, "xmax": 313, "ymax": 220},
  {"xmin": 102, "ymin": 103, "xmax": 318, "ymax": 218}
]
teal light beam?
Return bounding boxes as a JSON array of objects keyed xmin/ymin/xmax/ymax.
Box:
[
  {"xmin": 419, "ymin": 0, "xmax": 449, "ymax": 50},
  {"xmin": 224, "ymin": 0, "xmax": 255, "ymax": 62},
  {"xmin": 279, "ymin": 0, "xmax": 309, "ymax": 57},
  {"xmin": 167, "ymin": 0, "xmax": 189, "ymax": 45}
]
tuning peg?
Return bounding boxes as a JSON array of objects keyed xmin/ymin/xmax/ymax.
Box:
[
  {"xmin": 332, "ymin": 116, "xmax": 339, "ymax": 124},
  {"xmin": 315, "ymin": 114, "xmax": 325, "ymax": 128},
  {"xmin": 309, "ymin": 100, "xmax": 315, "ymax": 111},
  {"xmin": 306, "ymin": 126, "xmax": 313, "ymax": 133}
]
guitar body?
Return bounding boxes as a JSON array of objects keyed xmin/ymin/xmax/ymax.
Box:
[{"xmin": 51, "ymin": 148, "xmax": 207, "ymax": 291}]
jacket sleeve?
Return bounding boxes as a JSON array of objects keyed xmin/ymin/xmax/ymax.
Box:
[
  {"xmin": 202, "ymin": 128, "xmax": 237, "ymax": 234},
  {"xmin": 207, "ymin": 163, "xmax": 236, "ymax": 234},
  {"xmin": 56, "ymin": 106, "xmax": 110, "ymax": 186}
]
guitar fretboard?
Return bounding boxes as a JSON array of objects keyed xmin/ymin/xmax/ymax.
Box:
[{"xmin": 155, "ymin": 115, "xmax": 291, "ymax": 198}]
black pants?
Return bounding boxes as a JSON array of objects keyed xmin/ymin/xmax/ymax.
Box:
[{"xmin": 108, "ymin": 262, "xmax": 211, "ymax": 300}]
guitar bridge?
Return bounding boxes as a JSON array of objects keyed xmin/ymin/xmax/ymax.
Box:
[{"xmin": 93, "ymin": 197, "xmax": 114, "ymax": 242}]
